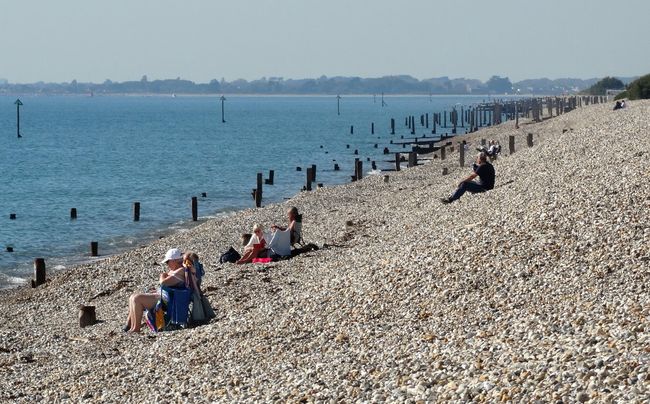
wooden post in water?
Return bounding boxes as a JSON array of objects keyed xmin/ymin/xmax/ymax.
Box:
[
  {"xmin": 305, "ymin": 168, "xmax": 313, "ymax": 191},
  {"xmin": 133, "ymin": 202, "xmax": 140, "ymax": 221},
  {"xmin": 265, "ymin": 170, "xmax": 274, "ymax": 185},
  {"xmin": 33, "ymin": 258, "xmax": 46, "ymax": 287},
  {"xmin": 90, "ymin": 241, "xmax": 98, "ymax": 257},
  {"xmin": 255, "ymin": 174, "xmax": 263, "ymax": 207},
  {"xmin": 220, "ymin": 96, "xmax": 226, "ymax": 123},
  {"xmin": 509, "ymin": 135, "xmax": 515, "ymax": 154},
  {"xmin": 395, "ymin": 153, "xmax": 401, "ymax": 171},
  {"xmin": 371, "ymin": 122, "xmax": 374, "ymax": 134},
  {"xmin": 15, "ymin": 99, "xmax": 23, "ymax": 138},
  {"xmin": 310, "ymin": 164, "xmax": 317, "ymax": 182},
  {"xmin": 356, "ymin": 160, "xmax": 363, "ymax": 180},
  {"xmin": 350, "ymin": 125, "xmax": 354, "ymax": 134},
  {"xmin": 70, "ymin": 208, "xmax": 77, "ymax": 220},
  {"xmin": 527, "ymin": 133, "xmax": 534, "ymax": 147},
  {"xmin": 425, "ymin": 113, "xmax": 429, "ymax": 128},
  {"xmin": 191, "ymin": 196, "xmax": 198, "ymax": 220},
  {"xmin": 9, "ymin": 213, "xmax": 16, "ymax": 220},
  {"xmin": 390, "ymin": 118, "xmax": 395, "ymax": 134}
]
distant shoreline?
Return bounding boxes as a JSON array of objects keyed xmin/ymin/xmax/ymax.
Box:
[{"xmin": 0, "ymin": 92, "xmax": 540, "ymax": 98}]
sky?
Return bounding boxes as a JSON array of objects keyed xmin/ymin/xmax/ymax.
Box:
[{"xmin": 0, "ymin": 0, "xmax": 649, "ymax": 83}]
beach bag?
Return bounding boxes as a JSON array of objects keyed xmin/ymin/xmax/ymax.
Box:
[
  {"xmin": 201, "ymin": 295, "xmax": 216, "ymax": 319},
  {"xmin": 219, "ymin": 247, "xmax": 241, "ymax": 264},
  {"xmin": 191, "ymin": 292, "xmax": 206, "ymax": 322},
  {"xmin": 191, "ymin": 292, "xmax": 216, "ymax": 323}
]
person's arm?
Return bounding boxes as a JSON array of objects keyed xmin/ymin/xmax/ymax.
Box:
[
  {"xmin": 459, "ymin": 172, "xmax": 478, "ymax": 186},
  {"xmin": 271, "ymin": 224, "xmax": 287, "ymax": 231},
  {"xmin": 160, "ymin": 267, "xmax": 184, "ymax": 286}
]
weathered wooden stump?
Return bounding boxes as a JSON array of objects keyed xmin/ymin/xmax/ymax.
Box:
[{"xmin": 79, "ymin": 305, "xmax": 96, "ymax": 328}]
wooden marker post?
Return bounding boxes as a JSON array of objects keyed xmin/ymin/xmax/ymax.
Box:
[
  {"xmin": 255, "ymin": 174, "xmax": 263, "ymax": 207},
  {"xmin": 356, "ymin": 160, "xmax": 363, "ymax": 181},
  {"xmin": 15, "ymin": 99, "xmax": 23, "ymax": 138},
  {"xmin": 305, "ymin": 168, "xmax": 313, "ymax": 191},
  {"xmin": 90, "ymin": 241, "xmax": 98, "ymax": 257},
  {"xmin": 265, "ymin": 170, "xmax": 274, "ymax": 185},
  {"xmin": 371, "ymin": 122, "xmax": 374, "ymax": 134},
  {"xmin": 459, "ymin": 144, "xmax": 465, "ymax": 167},
  {"xmin": 390, "ymin": 118, "xmax": 395, "ymax": 134},
  {"xmin": 350, "ymin": 125, "xmax": 354, "ymax": 134},
  {"xmin": 220, "ymin": 96, "xmax": 226, "ymax": 123},
  {"xmin": 191, "ymin": 196, "xmax": 198, "ymax": 220},
  {"xmin": 310, "ymin": 164, "xmax": 317, "ymax": 183},
  {"xmin": 509, "ymin": 135, "xmax": 515, "ymax": 154},
  {"xmin": 440, "ymin": 145, "xmax": 446, "ymax": 160},
  {"xmin": 133, "ymin": 202, "xmax": 140, "ymax": 221},
  {"xmin": 79, "ymin": 306, "xmax": 96, "ymax": 328},
  {"xmin": 70, "ymin": 208, "xmax": 77, "ymax": 220},
  {"xmin": 33, "ymin": 258, "xmax": 46, "ymax": 287},
  {"xmin": 408, "ymin": 152, "xmax": 417, "ymax": 168},
  {"xmin": 395, "ymin": 153, "xmax": 401, "ymax": 171}
]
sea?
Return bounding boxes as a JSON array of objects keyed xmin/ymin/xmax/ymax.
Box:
[{"xmin": 0, "ymin": 94, "xmax": 509, "ymax": 288}]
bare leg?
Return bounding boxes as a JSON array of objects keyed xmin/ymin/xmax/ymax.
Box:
[{"xmin": 128, "ymin": 293, "xmax": 159, "ymax": 332}]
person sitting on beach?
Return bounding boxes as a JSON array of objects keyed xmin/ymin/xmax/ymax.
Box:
[
  {"xmin": 476, "ymin": 140, "xmax": 501, "ymax": 159},
  {"xmin": 620, "ymin": 100, "xmax": 626, "ymax": 109},
  {"xmin": 613, "ymin": 101, "xmax": 623, "ymax": 110},
  {"xmin": 441, "ymin": 152, "xmax": 495, "ymax": 204},
  {"xmin": 236, "ymin": 224, "xmax": 268, "ymax": 264},
  {"xmin": 123, "ymin": 248, "xmax": 187, "ymax": 333},
  {"xmin": 183, "ymin": 251, "xmax": 204, "ymax": 291},
  {"xmin": 271, "ymin": 206, "xmax": 302, "ymax": 246}
]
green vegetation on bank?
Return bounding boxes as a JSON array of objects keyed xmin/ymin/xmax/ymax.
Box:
[
  {"xmin": 584, "ymin": 77, "xmax": 624, "ymax": 95},
  {"xmin": 615, "ymin": 73, "xmax": 650, "ymax": 100}
]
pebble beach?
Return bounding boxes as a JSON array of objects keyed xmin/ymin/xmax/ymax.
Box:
[{"xmin": 0, "ymin": 100, "xmax": 649, "ymax": 402}]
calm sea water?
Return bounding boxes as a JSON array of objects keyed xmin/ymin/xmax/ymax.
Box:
[{"xmin": 0, "ymin": 94, "xmax": 502, "ymax": 287}]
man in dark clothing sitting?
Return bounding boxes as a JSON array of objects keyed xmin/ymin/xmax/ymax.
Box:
[{"xmin": 441, "ymin": 152, "xmax": 495, "ymax": 203}]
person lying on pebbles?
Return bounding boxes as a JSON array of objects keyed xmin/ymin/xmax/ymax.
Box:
[
  {"xmin": 123, "ymin": 248, "xmax": 187, "ymax": 332},
  {"xmin": 441, "ymin": 152, "xmax": 495, "ymax": 204}
]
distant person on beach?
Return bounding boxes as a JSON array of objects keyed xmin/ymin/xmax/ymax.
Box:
[
  {"xmin": 272, "ymin": 206, "xmax": 302, "ymax": 246},
  {"xmin": 476, "ymin": 140, "xmax": 501, "ymax": 159},
  {"xmin": 613, "ymin": 101, "xmax": 623, "ymax": 110},
  {"xmin": 441, "ymin": 152, "xmax": 495, "ymax": 204},
  {"xmin": 123, "ymin": 248, "xmax": 187, "ymax": 333},
  {"xmin": 620, "ymin": 100, "xmax": 626, "ymax": 109},
  {"xmin": 236, "ymin": 224, "xmax": 268, "ymax": 264}
]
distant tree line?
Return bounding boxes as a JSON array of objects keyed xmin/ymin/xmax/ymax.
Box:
[
  {"xmin": 0, "ymin": 74, "xmax": 637, "ymax": 96},
  {"xmin": 584, "ymin": 76, "xmax": 625, "ymax": 95},
  {"xmin": 615, "ymin": 73, "xmax": 650, "ymax": 100}
]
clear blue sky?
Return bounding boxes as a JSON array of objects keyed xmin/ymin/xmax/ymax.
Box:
[{"xmin": 1, "ymin": 0, "xmax": 648, "ymax": 83}]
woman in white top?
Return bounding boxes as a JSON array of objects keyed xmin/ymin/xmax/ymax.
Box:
[{"xmin": 236, "ymin": 224, "xmax": 268, "ymax": 264}]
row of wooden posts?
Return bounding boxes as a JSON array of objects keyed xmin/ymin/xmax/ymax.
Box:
[{"xmin": 22, "ymin": 94, "xmax": 601, "ymax": 288}]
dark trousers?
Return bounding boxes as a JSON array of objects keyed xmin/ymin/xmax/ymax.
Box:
[{"xmin": 450, "ymin": 181, "xmax": 486, "ymax": 201}]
